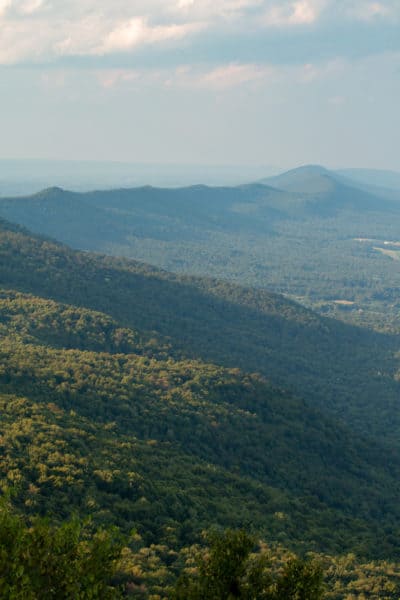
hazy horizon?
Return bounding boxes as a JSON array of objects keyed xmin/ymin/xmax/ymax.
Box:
[{"xmin": 1, "ymin": 158, "xmax": 400, "ymax": 196}]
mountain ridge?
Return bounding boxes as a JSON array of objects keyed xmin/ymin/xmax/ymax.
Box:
[
  {"xmin": 1, "ymin": 216, "xmax": 400, "ymax": 447},
  {"xmin": 2, "ymin": 228, "xmax": 400, "ymax": 557}
]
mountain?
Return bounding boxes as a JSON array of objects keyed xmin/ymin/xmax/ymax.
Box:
[
  {"xmin": 1, "ymin": 217, "xmax": 400, "ymax": 446},
  {"xmin": 261, "ymin": 164, "xmax": 398, "ymax": 215},
  {"xmin": 260, "ymin": 165, "xmax": 333, "ymax": 193},
  {"xmin": 0, "ymin": 168, "xmax": 394, "ymax": 250},
  {"xmin": 0, "ymin": 183, "xmax": 287, "ymax": 249},
  {"xmin": 2, "ymin": 221, "xmax": 400, "ymax": 557},
  {"xmin": 263, "ymin": 165, "xmax": 400, "ymax": 195},
  {"xmin": 1, "ymin": 170, "xmax": 400, "ymax": 334}
]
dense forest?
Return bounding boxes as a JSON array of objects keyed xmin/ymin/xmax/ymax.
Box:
[
  {"xmin": 5, "ymin": 508, "xmax": 399, "ymax": 599},
  {"xmin": 1, "ymin": 217, "xmax": 400, "ymax": 445},
  {"xmin": 1, "ymin": 168, "xmax": 400, "ymax": 596},
  {"xmin": 2, "ymin": 286, "xmax": 400, "ymax": 556}
]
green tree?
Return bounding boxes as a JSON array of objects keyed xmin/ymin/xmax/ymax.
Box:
[
  {"xmin": 172, "ymin": 529, "xmax": 324, "ymax": 600},
  {"xmin": 0, "ymin": 501, "xmax": 122, "ymax": 599},
  {"xmin": 275, "ymin": 558, "xmax": 325, "ymax": 600}
]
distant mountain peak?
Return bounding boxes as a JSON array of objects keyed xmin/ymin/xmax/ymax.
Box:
[
  {"xmin": 260, "ymin": 164, "xmax": 335, "ymax": 194},
  {"xmin": 282, "ymin": 164, "xmax": 330, "ymax": 176},
  {"xmin": 35, "ymin": 186, "xmax": 66, "ymax": 197}
]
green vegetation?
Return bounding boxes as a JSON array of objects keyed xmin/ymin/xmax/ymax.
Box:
[
  {"xmin": 2, "ymin": 506, "xmax": 400, "ymax": 599},
  {"xmin": 1, "ymin": 217, "xmax": 400, "ymax": 446},
  {"xmin": 172, "ymin": 529, "xmax": 324, "ymax": 600},
  {"xmin": 2, "ymin": 309, "xmax": 400, "ymax": 554},
  {"xmin": 0, "ymin": 246, "xmax": 399, "ymax": 556},
  {"xmin": 143, "ymin": 536, "xmax": 400, "ymax": 599},
  {"xmin": 0, "ymin": 499, "xmax": 122, "ymax": 599}
]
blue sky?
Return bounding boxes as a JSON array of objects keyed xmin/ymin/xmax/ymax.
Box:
[{"xmin": 0, "ymin": 0, "xmax": 399, "ymax": 170}]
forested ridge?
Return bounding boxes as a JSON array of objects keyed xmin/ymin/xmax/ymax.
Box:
[
  {"xmin": 2, "ymin": 217, "xmax": 400, "ymax": 596},
  {"xmin": 2, "ymin": 288, "xmax": 400, "ymax": 556},
  {"xmin": 1, "ymin": 217, "xmax": 400, "ymax": 443}
]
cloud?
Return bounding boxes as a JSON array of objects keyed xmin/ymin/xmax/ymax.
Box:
[
  {"xmin": 101, "ymin": 18, "xmax": 203, "ymax": 53},
  {"xmin": 96, "ymin": 69, "xmax": 141, "ymax": 89},
  {"xmin": 91, "ymin": 63, "xmax": 274, "ymax": 91},
  {"xmin": 262, "ymin": 1, "xmax": 324, "ymax": 27},
  {"xmin": 346, "ymin": 2, "xmax": 394, "ymax": 21},
  {"xmin": 191, "ymin": 62, "xmax": 274, "ymax": 89},
  {"xmin": 171, "ymin": 0, "xmax": 264, "ymax": 19},
  {"xmin": 260, "ymin": 0, "xmax": 400, "ymax": 27},
  {"xmin": 0, "ymin": 0, "xmax": 398, "ymax": 66},
  {"xmin": 122, "ymin": 60, "xmax": 338, "ymax": 91},
  {"xmin": 0, "ymin": 11, "xmax": 203, "ymax": 64},
  {"xmin": 0, "ymin": 0, "xmax": 46, "ymax": 17},
  {"xmin": 19, "ymin": 0, "xmax": 45, "ymax": 15},
  {"xmin": 0, "ymin": 0, "xmax": 12, "ymax": 17},
  {"xmin": 0, "ymin": 1, "xmax": 306, "ymax": 66}
]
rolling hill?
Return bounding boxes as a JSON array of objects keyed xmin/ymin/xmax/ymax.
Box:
[{"xmin": 2, "ymin": 222, "xmax": 400, "ymax": 558}]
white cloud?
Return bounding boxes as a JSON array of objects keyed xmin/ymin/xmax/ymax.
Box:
[
  {"xmin": 0, "ymin": 0, "xmax": 216, "ymax": 65},
  {"xmin": 101, "ymin": 18, "xmax": 203, "ymax": 53},
  {"xmin": 194, "ymin": 62, "xmax": 273, "ymax": 89},
  {"xmin": 19, "ymin": 0, "xmax": 45, "ymax": 15},
  {"xmin": 260, "ymin": 0, "xmax": 400, "ymax": 27},
  {"xmin": 367, "ymin": 2, "xmax": 391, "ymax": 16},
  {"xmin": 93, "ymin": 59, "xmax": 348, "ymax": 92},
  {"xmin": 262, "ymin": 0, "xmax": 325, "ymax": 27},
  {"xmin": 171, "ymin": 0, "xmax": 263, "ymax": 19},
  {"xmin": 0, "ymin": 0, "xmax": 12, "ymax": 16},
  {"xmin": 176, "ymin": 0, "xmax": 195, "ymax": 8},
  {"xmin": 349, "ymin": 2, "xmax": 391, "ymax": 21},
  {"xmin": 0, "ymin": 0, "xmax": 46, "ymax": 16},
  {"xmin": 0, "ymin": 0, "xmax": 398, "ymax": 65},
  {"xmin": 342, "ymin": 0, "xmax": 400, "ymax": 21},
  {"xmin": 290, "ymin": 0, "xmax": 322, "ymax": 24},
  {"xmin": 96, "ymin": 69, "xmax": 141, "ymax": 89},
  {"xmin": 91, "ymin": 63, "xmax": 274, "ymax": 91}
]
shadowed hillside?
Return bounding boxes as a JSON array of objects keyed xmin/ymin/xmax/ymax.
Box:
[
  {"xmin": 1, "ymin": 263, "xmax": 400, "ymax": 557},
  {"xmin": 1, "ymin": 218, "xmax": 400, "ymax": 445}
]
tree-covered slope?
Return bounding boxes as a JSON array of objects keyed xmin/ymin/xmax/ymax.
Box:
[
  {"xmin": 0, "ymin": 290, "xmax": 169, "ymax": 357},
  {"xmin": 2, "ymin": 219, "xmax": 400, "ymax": 561},
  {"xmin": 1, "ymin": 218, "xmax": 400, "ymax": 444},
  {"xmin": 1, "ymin": 289, "xmax": 400, "ymax": 558}
]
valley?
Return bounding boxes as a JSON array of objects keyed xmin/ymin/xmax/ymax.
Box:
[{"xmin": 1, "ymin": 166, "xmax": 400, "ymax": 596}]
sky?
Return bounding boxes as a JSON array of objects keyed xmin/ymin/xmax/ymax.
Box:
[{"xmin": 0, "ymin": 0, "xmax": 399, "ymax": 171}]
